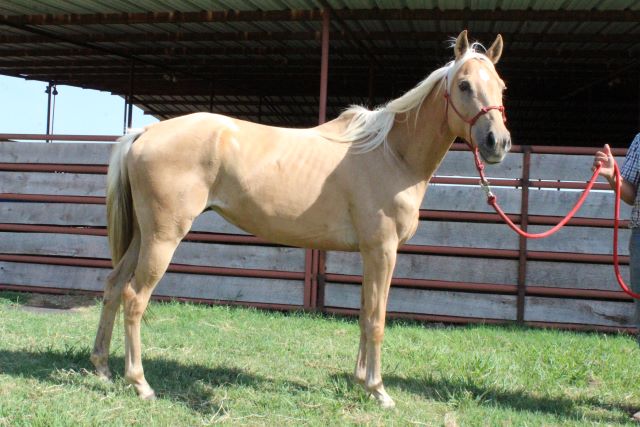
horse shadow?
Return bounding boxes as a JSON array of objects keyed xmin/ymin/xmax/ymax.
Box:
[
  {"xmin": 331, "ymin": 372, "xmax": 636, "ymax": 423},
  {"xmin": 0, "ymin": 348, "xmax": 309, "ymax": 413}
]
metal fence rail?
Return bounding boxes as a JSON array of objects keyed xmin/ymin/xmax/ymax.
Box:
[{"xmin": 0, "ymin": 134, "xmax": 634, "ymax": 332}]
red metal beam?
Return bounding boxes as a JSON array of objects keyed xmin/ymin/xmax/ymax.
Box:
[
  {"xmin": 0, "ymin": 224, "xmax": 274, "ymax": 246},
  {"xmin": 309, "ymin": 8, "xmax": 330, "ymax": 311},
  {"xmin": 0, "ymin": 194, "xmax": 106, "ymax": 204},
  {"xmin": 0, "ymin": 254, "xmax": 305, "ymax": 280},
  {"xmin": 0, "ymin": 163, "xmax": 108, "ymax": 173},
  {"xmin": 526, "ymin": 285, "xmax": 633, "ymax": 301},
  {"xmin": 0, "ymin": 133, "xmax": 118, "ymax": 141},
  {"xmin": 318, "ymin": 8, "xmax": 329, "ymax": 124},
  {"xmin": 325, "ymin": 273, "xmax": 517, "ymax": 294}
]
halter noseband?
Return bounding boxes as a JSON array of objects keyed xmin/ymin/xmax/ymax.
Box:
[{"xmin": 443, "ymin": 75, "xmax": 506, "ymax": 145}]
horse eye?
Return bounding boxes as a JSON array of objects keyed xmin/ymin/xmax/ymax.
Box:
[{"xmin": 458, "ymin": 81, "xmax": 471, "ymax": 92}]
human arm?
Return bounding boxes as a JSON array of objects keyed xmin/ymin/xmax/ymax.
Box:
[{"xmin": 592, "ymin": 143, "xmax": 636, "ymax": 205}]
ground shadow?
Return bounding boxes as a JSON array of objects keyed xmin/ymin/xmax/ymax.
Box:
[
  {"xmin": 0, "ymin": 348, "xmax": 308, "ymax": 413},
  {"xmin": 331, "ymin": 372, "xmax": 635, "ymax": 423},
  {"xmin": 0, "ymin": 291, "xmax": 98, "ymax": 312}
]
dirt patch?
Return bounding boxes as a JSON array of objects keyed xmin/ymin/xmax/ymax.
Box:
[{"xmin": 19, "ymin": 293, "xmax": 99, "ymax": 314}]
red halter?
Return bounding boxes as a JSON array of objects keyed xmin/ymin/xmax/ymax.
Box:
[{"xmin": 443, "ymin": 75, "xmax": 506, "ymax": 145}]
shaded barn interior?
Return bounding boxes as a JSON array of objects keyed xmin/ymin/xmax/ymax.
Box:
[
  {"xmin": 2, "ymin": 2, "xmax": 640, "ymax": 331},
  {"xmin": 2, "ymin": 1, "xmax": 640, "ymax": 147}
]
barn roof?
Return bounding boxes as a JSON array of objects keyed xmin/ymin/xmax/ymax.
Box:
[{"xmin": 2, "ymin": 1, "xmax": 640, "ymax": 146}]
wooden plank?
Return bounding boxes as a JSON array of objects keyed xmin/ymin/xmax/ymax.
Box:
[
  {"xmin": 0, "ymin": 232, "xmax": 108, "ymax": 258},
  {"xmin": 173, "ymin": 241, "xmax": 306, "ymax": 273},
  {"xmin": 0, "ymin": 261, "xmax": 303, "ymax": 305},
  {"xmin": 0, "ymin": 141, "xmax": 113, "ymax": 165},
  {"xmin": 0, "ymin": 261, "xmax": 108, "ymax": 292},
  {"xmin": 0, "ymin": 232, "xmax": 305, "ymax": 272},
  {"xmin": 0, "ymin": 171, "xmax": 106, "ymax": 197},
  {"xmin": 326, "ymin": 251, "xmax": 519, "ymax": 285},
  {"xmin": 527, "ymin": 188, "xmax": 631, "ymax": 219},
  {"xmin": 409, "ymin": 221, "xmax": 520, "ymax": 250},
  {"xmin": 156, "ymin": 272, "xmax": 304, "ymax": 305},
  {"xmin": 529, "ymin": 153, "xmax": 625, "ymax": 181},
  {"xmin": 526, "ymin": 225, "xmax": 630, "ymax": 255},
  {"xmin": 0, "ymin": 203, "xmax": 250, "ymax": 236},
  {"xmin": 524, "ymin": 296, "xmax": 633, "ymax": 327},
  {"xmin": 436, "ymin": 150, "xmax": 523, "ymax": 179},
  {"xmin": 0, "ymin": 202, "xmax": 106, "ymax": 226},
  {"xmin": 526, "ymin": 261, "xmax": 629, "ymax": 291},
  {"xmin": 324, "ymin": 283, "xmax": 517, "ymax": 320},
  {"xmin": 422, "ymin": 184, "xmax": 521, "ymax": 214}
]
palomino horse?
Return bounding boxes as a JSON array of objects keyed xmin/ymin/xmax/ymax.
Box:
[{"xmin": 90, "ymin": 30, "xmax": 511, "ymax": 408}]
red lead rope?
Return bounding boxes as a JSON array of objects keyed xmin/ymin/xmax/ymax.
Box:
[{"xmin": 470, "ymin": 146, "xmax": 640, "ymax": 299}]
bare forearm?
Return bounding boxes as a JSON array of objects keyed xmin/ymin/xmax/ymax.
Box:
[{"xmin": 605, "ymin": 176, "xmax": 636, "ymax": 205}]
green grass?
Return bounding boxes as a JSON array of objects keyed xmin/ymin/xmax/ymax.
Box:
[{"xmin": 1, "ymin": 291, "xmax": 640, "ymax": 426}]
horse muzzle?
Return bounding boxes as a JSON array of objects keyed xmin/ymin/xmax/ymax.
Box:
[{"xmin": 479, "ymin": 131, "xmax": 511, "ymax": 164}]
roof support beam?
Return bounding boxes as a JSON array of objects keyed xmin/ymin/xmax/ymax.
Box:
[
  {"xmin": 3, "ymin": 8, "xmax": 640, "ymax": 26},
  {"xmin": 1, "ymin": 47, "xmax": 635, "ymax": 60},
  {"xmin": 1, "ymin": 30, "xmax": 638, "ymax": 45}
]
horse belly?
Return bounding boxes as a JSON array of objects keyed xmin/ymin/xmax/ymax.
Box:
[
  {"xmin": 210, "ymin": 195, "xmax": 359, "ymax": 251},
  {"xmin": 208, "ymin": 167, "xmax": 359, "ymax": 251}
]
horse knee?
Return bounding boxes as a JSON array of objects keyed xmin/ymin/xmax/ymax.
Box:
[
  {"xmin": 365, "ymin": 322, "xmax": 385, "ymax": 343},
  {"xmin": 121, "ymin": 286, "xmax": 145, "ymax": 318}
]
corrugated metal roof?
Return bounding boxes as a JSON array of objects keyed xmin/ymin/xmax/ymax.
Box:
[{"xmin": 2, "ymin": 1, "xmax": 640, "ymax": 145}]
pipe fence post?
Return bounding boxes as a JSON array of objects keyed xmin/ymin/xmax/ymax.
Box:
[
  {"xmin": 307, "ymin": 6, "xmax": 331, "ymax": 311},
  {"xmin": 517, "ymin": 147, "xmax": 531, "ymax": 323}
]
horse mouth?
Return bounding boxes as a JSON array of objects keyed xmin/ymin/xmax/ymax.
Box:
[{"xmin": 478, "ymin": 147, "xmax": 505, "ymax": 164}]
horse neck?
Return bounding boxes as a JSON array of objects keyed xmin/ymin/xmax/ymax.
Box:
[{"xmin": 386, "ymin": 80, "xmax": 455, "ymax": 182}]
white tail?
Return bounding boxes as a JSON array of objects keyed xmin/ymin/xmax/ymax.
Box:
[{"xmin": 106, "ymin": 130, "xmax": 144, "ymax": 264}]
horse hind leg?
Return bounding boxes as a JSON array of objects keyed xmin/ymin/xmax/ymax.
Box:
[
  {"xmin": 122, "ymin": 229, "xmax": 190, "ymax": 399},
  {"xmin": 91, "ymin": 232, "xmax": 141, "ymax": 380}
]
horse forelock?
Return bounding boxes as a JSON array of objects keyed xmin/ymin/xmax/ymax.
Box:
[{"xmin": 324, "ymin": 43, "xmax": 495, "ymax": 153}]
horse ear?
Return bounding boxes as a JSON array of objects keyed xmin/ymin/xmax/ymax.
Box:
[
  {"xmin": 454, "ymin": 30, "xmax": 469, "ymax": 60},
  {"xmin": 486, "ymin": 34, "xmax": 503, "ymax": 64}
]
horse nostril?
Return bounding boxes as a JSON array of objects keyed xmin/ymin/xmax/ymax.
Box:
[{"xmin": 486, "ymin": 132, "xmax": 496, "ymax": 149}]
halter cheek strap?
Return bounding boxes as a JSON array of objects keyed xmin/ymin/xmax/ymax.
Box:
[{"xmin": 443, "ymin": 76, "xmax": 506, "ymax": 144}]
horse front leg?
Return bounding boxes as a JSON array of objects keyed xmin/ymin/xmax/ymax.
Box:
[
  {"xmin": 357, "ymin": 243, "xmax": 397, "ymax": 409},
  {"xmin": 354, "ymin": 290, "xmax": 367, "ymax": 385}
]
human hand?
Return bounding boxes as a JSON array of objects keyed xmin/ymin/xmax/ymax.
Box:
[{"xmin": 592, "ymin": 144, "xmax": 615, "ymax": 181}]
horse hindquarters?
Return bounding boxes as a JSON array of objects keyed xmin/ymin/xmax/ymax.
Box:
[
  {"xmin": 92, "ymin": 129, "xmax": 210, "ymax": 398},
  {"xmin": 117, "ymin": 134, "xmax": 211, "ymax": 398}
]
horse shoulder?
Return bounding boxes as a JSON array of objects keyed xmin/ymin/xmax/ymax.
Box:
[{"xmin": 392, "ymin": 182, "xmax": 429, "ymax": 244}]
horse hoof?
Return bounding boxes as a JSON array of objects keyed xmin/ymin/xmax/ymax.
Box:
[
  {"xmin": 139, "ymin": 389, "xmax": 156, "ymax": 400},
  {"xmin": 96, "ymin": 370, "xmax": 112, "ymax": 382},
  {"xmin": 378, "ymin": 396, "xmax": 396, "ymax": 409},
  {"xmin": 369, "ymin": 390, "xmax": 396, "ymax": 409},
  {"xmin": 93, "ymin": 365, "xmax": 112, "ymax": 382},
  {"xmin": 90, "ymin": 354, "xmax": 112, "ymax": 381}
]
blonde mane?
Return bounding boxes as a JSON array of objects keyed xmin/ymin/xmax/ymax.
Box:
[{"xmin": 324, "ymin": 43, "xmax": 495, "ymax": 153}]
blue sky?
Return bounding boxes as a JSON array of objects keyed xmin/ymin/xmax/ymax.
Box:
[{"xmin": 0, "ymin": 75, "xmax": 158, "ymax": 136}]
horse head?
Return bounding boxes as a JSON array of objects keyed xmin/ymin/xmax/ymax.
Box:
[{"xmin": 445, "ymin": 30, "xmax": 511, "ymax": 164}]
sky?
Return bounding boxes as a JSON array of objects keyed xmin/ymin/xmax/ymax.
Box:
[{"xmin": 0, "ymin": 75, "xmax": 158, "ymax": 136}]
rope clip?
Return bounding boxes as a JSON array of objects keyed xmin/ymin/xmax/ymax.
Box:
[{"xmin": 480, "ymin": 178, "xmax": 494, "ymax": 200}]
